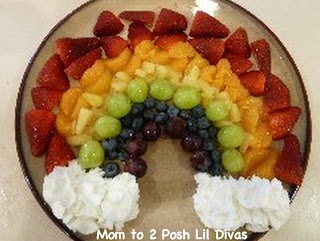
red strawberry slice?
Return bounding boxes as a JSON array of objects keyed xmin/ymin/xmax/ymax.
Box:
[
  {"xmin": 155, "ymin": 33, "xmax": 188, "ymax": 50},
  {"xmin": 239, "ymin": 71, "xmax": 266, "ymax": 96},
  {"xmin": 128, "ymin": 23, "xmax": 153, "ymax": 48},
  {"xmin": 45, "ymin": 133, "xmax": 75, "ymax": 174},
  {"xmin": 64, "ymin": 48, "xmax": 102, "ymax": 80},
  {"xmin": 275, "ymin": 134, "xmax": 304, "ymax": 186},
  {"xmin": 153, "ymin": 8, "xmax": 187, "ymax": 36},
  {"xmin": 101, "ymin": 36, "xmax": 128, "ymax": 58},
  {"xmin": 188, "ymin": 38, "xmax": 225, "ymax": 65},
  {"xmin": 224, "ymin": 53, "xmax": 253, "ymax": 76},
  {"xmin": 251, "ymin": 39, "xmax": 271, "ymax": 77},
  {"xmin": 119, "ymin": 10, "xmax": 155, "ymax": 25},
  {"xmin": 189, "ymin": 11, "xmax": 229, "ymax": 38},
  {"xmin": 225, "ymin": 27, "xmax": 251, "ymax": 58},
  {"xmin": 31, "ymin": 87, "xmax": 64, "ymax": 111},
  {"xmin": 55, "ymin": 37, "xmax": 100, "ymax": 67},
  {"xmin": 263, "ymin": 74, "xmax": 291, "ymax": 113},
  {"xmin": 36, "ymin": 54, "xmax": 70, "ymax": 91},
  {"xmin": 25, "ymin": 109, "xmax": 56, "ymax": 157},
  {"xmin": 93, "ymin": 10, "xmax": 124, "ymax": 37},
  {"xmin": 269, "ymin": 106, "xmax": 301, "ymax": 140}
]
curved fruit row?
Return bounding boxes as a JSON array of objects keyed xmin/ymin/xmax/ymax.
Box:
[{"xmin": 24, "ymin": 7, "xmax": 304, "ymax": 235}]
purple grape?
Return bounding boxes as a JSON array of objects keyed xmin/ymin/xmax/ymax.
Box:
[
  {"xmin": 190, "ymin": 150, "xmax": 212, "ymax": 172},
  {"xmin": 164, "ymin": 117, "xmax": 186, "ymax": 139},
  {"xmin": 124, "ymin": 158, "xmax": 147, "ymax": 178},
  {"xmin": 142, "ymin": 121, "xmax": 161, "ymax": 142},
  {"xmin": 181, "ymin": 134, "xmax": 202, "ymax": 152},
  {"xmin": 124, "ymin": 137, "xmax": 147, "ymax": 157}
]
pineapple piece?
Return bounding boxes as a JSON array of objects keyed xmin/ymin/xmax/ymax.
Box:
[
  {"xmin": 155, "ymin": 65, "xmax": 169, "ymax": 79},
  {"xmin": 114, "ymin": 71, "xmax": 132, "ymax": 83},
  {"xmin": 82, "ymin": 92, "xmax": 104, "ymax": 107},
  {"xmin": 185, "ymin": 53, "xmax": 210, "ymax": 74},
  {"xmin": 67, "ymin": 134, "xmax": 93, "ymax": 146},
  {"xmin": 70, "ymin": 96, "xmax": 91, "ymax": 120},
  {"xmin": 141, "ymin": 61, "xmax": 156, "ymax": 74},
  {"xmin": 229, "ymin": 103, "xmax": 241, "ymax": 123},
  {"xmin": 111, "ymin": 80, "xmax": 128, "ymax": 92},
  {"xmin": 123, "ymin": 55, "xmax": 142, "ymax": 76},
  {"xmin": 75, "ymin": 108, "xmax": 94, "ymax": 135},
  {"xmin": 181, "ymin": 66, "xmax": 200, "ymax": 88}
]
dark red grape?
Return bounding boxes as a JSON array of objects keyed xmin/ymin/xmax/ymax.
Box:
[
  {"xmin": 164, "ymin": 116, "xmax": 186, "ymax": 139},
  {"xmin": 124, "ymin": 158, "xmax": 147, "ymax": 178},
  {"xmin": 124, "ymin": 137, "xmax": 147, "ymax": 157},
  {"xmin": 181, "ymin": 134, "xmax": 202, "ymax": 152},
  {"xmin": 190, "ymin": 150, "xmax": 212, "ymax": 172},
  {"xmin": 142, "ymin": 121, "xmax": 161, "ymax": 142}
]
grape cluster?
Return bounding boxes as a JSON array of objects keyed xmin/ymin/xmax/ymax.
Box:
[{"xmin": 99, "ymin": 96, "xmax": 223, "ymax": 178}]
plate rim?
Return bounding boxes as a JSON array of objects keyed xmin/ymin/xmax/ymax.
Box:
[{"xmin": 14, "ymin": 0, "xmax": 312, "ymax": 240}]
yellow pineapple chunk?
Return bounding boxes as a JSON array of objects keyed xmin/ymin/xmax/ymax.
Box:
[
  {"xmin": 123, "ymin": 55, "xmax": 142, "ymax": 76},
  {"xmin": 66, "ymin": 134, "xmax": 93, "ymax": 146},
  {"xmin": 70, "ymin": 96, "xmax": 91, "ymax": 120},
  {"xmin": 185, "ymin": 54, "xmax": 210, "ymax": 74},
  {"xmin": 82, "ymin": 92, "xmax": 104, "ymax": 107},
  {"xmin": 75, "ymin": 108, "xmax": 94, "ymax": 135}
]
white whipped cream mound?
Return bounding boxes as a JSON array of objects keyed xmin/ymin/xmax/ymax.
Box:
[
  {"xmin": 193, "ymin": 173, "xmax": 290, "ymax": 232},
  {"xmin": 43, "ymin": 160, "xmax": 139, "ymax": 235}
]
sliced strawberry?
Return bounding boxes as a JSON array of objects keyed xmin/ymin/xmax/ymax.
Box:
[
  {"xmin": 275, "ymin": 134, "xmax": 304, "ymax": 186},
  {"xmin": 269, "ymin": 106, "xmax": 301, "ymax": 140},
  {"xmin": 155, "ymin": 33, "xmax": 187, "ymax": 50},
  {"xmin": 36, "ymin": 54, "xmax": 70, "ymax": 91},
  {"xmin": 64, "ymin": 48, "xmax": 102, "ymax": 80},
  {"xmin": 239, "ymin": 71, "xmax": 266, "ymax": 96},
  {"xmin": 31, "ymin": 87, "xmax": 64, "ymax": 111},
  {"xmin": 100, "ymin": 36, "xmax": 128, "ymax": 58},
  {"xmin": 128, "ymin": 23, "xmax": 153, "ymax": 48},
  {"xmin": 55, "ymin": 37, "xmax": 100, "ymax": 67},
  {"xmin": 153, "ymin": 8, "xmax": 187, "ymax": 36},
  {"xmin": 45, "ymin": 133, "xmax": 75, "ymax": 174},
  {"xmin": 224, "ymin": 53, "xmax": 253, "ymax": 76},
  {"xmin": 263, "ymin": 74, "xmax": 291, "ymax": 113},
  {"xmin": 25, "ymin": 109, "xmax": 56, "ymax": 157},
  {"xmin": 189, "ymin": 11, "xmax": 229, "ymax": 38},
  {"xmin": 225, "ymin": 27, "xmax": 251, "ymax": 58},
  {"xmin": 93, "ymin": 10, "xmax": 124, "ymax": 37},
  {"xmin": 251, "ymin": 39, "xmax": 271, "ymax": 77},
  {"xmin": 188, "ymin": 38, "xmax": 225, "ymax": 65},
  {"xmin": 119, "ymin": 10, "xmax": 155, "ymax": 25}
]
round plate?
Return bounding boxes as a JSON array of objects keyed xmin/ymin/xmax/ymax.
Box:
[{"xmin": 15, "ymin": 0, "xmax": 311, "ymax": 240}]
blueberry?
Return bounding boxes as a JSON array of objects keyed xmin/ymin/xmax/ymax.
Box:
[
  {"xmin": 118, "ymin": 151, "xmax": 129, "ymax": 161},
  {"xmin": 102, "ymin": 139, "xmax": 118, "ymax": 152},
  {"xmin": 121, "ymin": 114, "xmax": 133, "ymax": 127},
  {"xmin": 210, "ymin": 162, "xmax": 223, "ymax": 176},
  {"xmin": 132, "ymin": 117, "xmax": 144, "ymax": 131},
  {"xmin": 208, "ymin": 126, "xmax": 218, "ymax": 138},
  {"xmin": 167, "ymin": 106, "xmax": 180, "ymax": 117},
  {"xmin": 107, "ymin": 151, "xmax": 119, "ymax": 160},
  {"xmin": 197, "ymin": 117, "xmax": 210, "ymax": 129},
  {"xmin": 191, "ymin": 105, "xmax": 205, "ymax": 118},
  {"xmin": 120, "ymin": 128, "xmax": 135, "ymax": 140},
  {"xmin": 203, "ymin": 139, "xmax": 215, "ymax": 151},
  {"xmin": 155, "ymin": 102, "xmax": 168, "ymax": 112},
  {"xmin": 155, "ymin": 112, "xmax": 169, "ymax": 124},
  {"xmin": 210, "ymin": 149, "xmax": 221, "ymax": 163},
  {"xmin": 103, "ymin": 162, "xmax": 120, "ymax": 178},
  {"xmin": 132, "ymin": 103, "xmax": 145, "ymax": 115},
  {"xmin": 179, "ymin": 110, "xmax": 192, "ymax": 120},
  {"xmin": 187, "ymin": 119, "xmax": 197, "ymax": 133},
  {"xmin": 145, "ymin": 97, "xmax": 156, "ymax": 109},
  {"xmin": 115, "ymin": 137, "xmax": 125, "ymax": 151},
  {"xmin": 143, "ymin": 109, "xmax": 155, "ymax": 121},
  {"xmin": 198, "ymin": 129, "xmax": 209, "ymax": 140}
]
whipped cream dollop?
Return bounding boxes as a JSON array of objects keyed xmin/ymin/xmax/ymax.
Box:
[
  {"xmin": 193, "ymin": 173, "xmax": 290, "ymax": 232},
  {"xmin": 43, "ymin": 160, "xmax": 140, "ymax": 235}
]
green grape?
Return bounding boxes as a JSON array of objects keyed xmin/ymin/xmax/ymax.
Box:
[
  {"xmin": 217, "ymin": 124, "xmax": 245, "ymax": 149},
  {"xmin": 127, "ymin": 78, "xmax": 149, "ymax": 103},
  {"xmin": 205, "ymin": 100, "xmax": 229, "ymax": 121},
  {"xmin": 79, "ymin": 140, "xmax": 104, "ymax": 169},
  {"xmin": 95, "ymin": 115, "xmax": 122, "ymax": 138},
  {"xmin": 173, "ymin": 86, "xmax": 201, "ymax": 109},
  {"xmin": 221, "ymin": 149, "xmax": 244, "ymax": 173},
  {"xmin": 106, "ymin": 92, "xmax": 132, "ymax": 118},
  {"xmin": 149, "ymin": 79, "xmax": 175, "ymax": 101}
]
